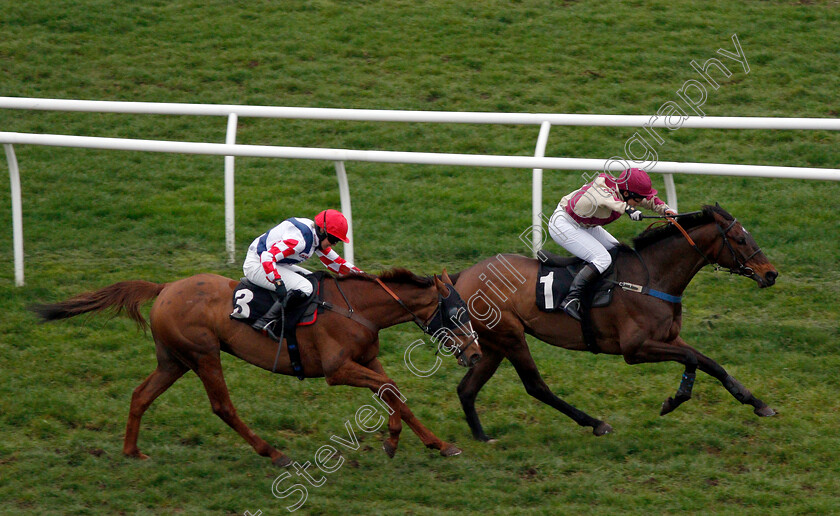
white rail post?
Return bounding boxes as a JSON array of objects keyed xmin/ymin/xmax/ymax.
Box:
[
  {"xmin": 333, "ymin": 161, "xmax": 354, "ymax": 264},
  {"xmin": 532, "ymin": 121, "xmax": 552, "ymax": 257},
  {"xmin": 663, "ymin": 173, "xmax": 678, "ymax": 212},
  {"xmin": 224, "ymin": 113, "xmax": 238, "ymax": 264},
  {"xmin": 5, "ymin": 144, "xmax": 24, "ymax": 286}
]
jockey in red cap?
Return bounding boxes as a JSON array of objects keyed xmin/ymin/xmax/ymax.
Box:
[
  {"xmin": 243, "ymin": 209, "xmax": 362, "ymax": 333},
  {"xmin": 548, "ymin": 168, "xmax": 676, "ymax": 321}
]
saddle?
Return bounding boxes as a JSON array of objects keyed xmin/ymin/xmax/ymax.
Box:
[
  {"xmin": 535, "ymin": 249, "xmax": 618, "ymax": 312},
  {"xmin": 230, "ymin": 272, "xmax": 326, "ymax": 379},
  {"xmin": 536, "ymin": 248, "xmax": 621, "ymax": 354}
]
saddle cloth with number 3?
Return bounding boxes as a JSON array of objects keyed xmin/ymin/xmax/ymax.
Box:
[{"xmin": 229, "ymin": 276, "xmax": 322, "ymax": 327}]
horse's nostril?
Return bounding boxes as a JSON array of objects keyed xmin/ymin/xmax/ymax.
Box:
[
  {"xmin": 766, "ymin": 271, "xmax": 778, "ymax": 285},
  {"xmin": 469, "ymin": 354, "xmax": 481, "ymax": 367}
]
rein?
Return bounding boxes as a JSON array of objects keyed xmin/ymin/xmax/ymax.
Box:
[
  {"xmin": 373, "ymin": 277, "xmax": 429, "ymax": 330},
  {"xmin": 611, "ymin": 210, "xmax": 759, "ymax": 304},
  {"xmin": 372, "ymin": 277, "xmax": 478, "ymax": 359},
  {"xmin": 666, "ymin": 215, "xmax": 760, "ymax": 277}
]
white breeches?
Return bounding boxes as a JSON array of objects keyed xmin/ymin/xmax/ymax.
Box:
[
  {"xmin": 548, "ymin": 209, "xmax": 619, "ymax": 273},
  {"xmin": 243, "ymin": 252, "xmax": 314, "ymax": 295}
]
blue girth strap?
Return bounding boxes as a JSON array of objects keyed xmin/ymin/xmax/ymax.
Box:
[{"xmin": 616, "ymin": 281, "xmax": 683, "ymax": 304}]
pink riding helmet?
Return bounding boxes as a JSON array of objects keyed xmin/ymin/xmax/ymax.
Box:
[{"xmin": 616, "ymin": 168, "xmax": 657, "ymax": 199}]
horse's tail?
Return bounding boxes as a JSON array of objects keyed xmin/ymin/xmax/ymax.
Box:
[{"xmin": 29, "ymin": 281, "xmax": 166, "ymax": 331}]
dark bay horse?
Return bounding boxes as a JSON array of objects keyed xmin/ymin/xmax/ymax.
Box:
[
  {"xmin": 31, "ymin": 269, "xmax": 481, "ymax": 465},
  {"xmin": 452, "ymin": 205, "xmax": 778, "ymax": 441}
]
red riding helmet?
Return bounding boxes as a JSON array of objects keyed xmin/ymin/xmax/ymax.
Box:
[
  {"xmin": 314, "ymin": 209, "xmax": 350, "ymax": 243},
  {"xmin": 617, "ymin": 168, "xmax": 658, "ymax": 199}
]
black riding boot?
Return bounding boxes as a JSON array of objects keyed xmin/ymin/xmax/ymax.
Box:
[
  {"xmin": 253, "ymin": 296, "xmax": 287, "ymax": 338},
  {"xmin": 560, "ymin": 263, "xmax": 601, "ymax": 322}
]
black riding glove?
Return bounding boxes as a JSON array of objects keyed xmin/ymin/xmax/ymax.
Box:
[{"xmin": 273, "ymin": 279, "xmax": 287, "ymax": 300}]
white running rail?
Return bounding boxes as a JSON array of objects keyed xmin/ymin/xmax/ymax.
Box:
[{"xmin": 2, "ymin": 97, "xmax": 839, "ymax": 286}]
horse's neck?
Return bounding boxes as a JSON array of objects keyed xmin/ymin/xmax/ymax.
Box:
[
  {"xmin": 636, "ymin": 224, "xmax": 717, "ymax": 295},
  {"xmin": 347, "ymin": 281, "xmax": 438, "ymax": 330}
]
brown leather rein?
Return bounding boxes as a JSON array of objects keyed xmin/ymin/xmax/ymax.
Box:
[
  {"xmin": 662, "ymin": 214, "xmax": 761, "ymax": 277},
  {"xmin": 372, "ymin": 277, "xmax": 478, "ymax": 359},
  {"xmin": 320, "ymin": 276, "xmax": 478, "ymax": 358}
]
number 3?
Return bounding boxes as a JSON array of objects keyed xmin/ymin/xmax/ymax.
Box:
[{"xmin": 232, "ymin": 289, "xmax": 254, "ymax": 318}]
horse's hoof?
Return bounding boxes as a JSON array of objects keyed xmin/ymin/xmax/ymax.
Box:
[
  {"xmin": 593, "ymin": 422, "xmax": 613, "ymax": 436},
  {"xmin": 660, "ymin": 397, "xmax": 677, "ymax": 416},
  {"xmin": 125, "ymin": 451, "xmax": 150, "ymax": 460},
  {"xmin": 272, "ymin": 454, "xmax": 292, "ymax": 468},
  {"xmin": 755, "ymin": 406, "xmax": 777, "ymax": 417},
  {"xmin": 475, "ymin": 434, "xmax": 496, "ymax": 443},
  {"xmin": 440, "ymin": 444, "xmax": 462, "ymax": 457},
  {"xmin": 382, "ymin": 441, "xmax": 397, "ymax": 459}
]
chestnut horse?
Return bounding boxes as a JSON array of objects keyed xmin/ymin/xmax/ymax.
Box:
[
  {"xmin": 452, "ymin": 205, "xmax": 778, "ymax": 441},
  {"xmin": 31, "ymin": 269, "xmax": 481, "ymax": 465}
]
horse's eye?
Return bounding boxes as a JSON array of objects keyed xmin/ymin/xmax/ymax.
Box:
[{"xmin": 738, "ymin": 237, "xmax": 747, "ymax": 245}]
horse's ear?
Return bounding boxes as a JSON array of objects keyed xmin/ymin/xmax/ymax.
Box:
[
  {"xmin": 715, "ymin": 202, "xmax": 721, "ymax": 208},
  {"xmin": 433, "ymin": 274, "xmax": 449, "ymax": 296},
  {"xmin": 441, "ymin": 269, "xmax": 453, "ymax": 285}
]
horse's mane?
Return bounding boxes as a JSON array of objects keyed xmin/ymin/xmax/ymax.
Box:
[
  {"xmin": 633, "ymin": 204, "xmax": 732, "ymax": 250},
  {"xmin": 336, "ymin": 267, "xmax": 435, "ymax": 287}
]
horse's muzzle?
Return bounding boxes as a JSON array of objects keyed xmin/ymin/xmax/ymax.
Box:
[
  {"xmin": 757, "ymin": 270, "xmax": 778, "ymax": 288},
  {"xmin": 459, "ymin": 350, "xmax": 481, "ymax": 368}
]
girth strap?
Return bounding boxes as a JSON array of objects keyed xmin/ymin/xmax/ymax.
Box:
[{"xmin": 613, "ymin": 281, "xmax": 683, "ymax": 304}]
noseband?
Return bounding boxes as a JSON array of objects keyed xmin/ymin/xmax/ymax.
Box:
[
  {"xmin": 668, "ymin": 216, "xmax": 761, "ymax": 277},
  {"xmin": 713, "ymin": 219, "xmax": 762, "ymax": 276}
]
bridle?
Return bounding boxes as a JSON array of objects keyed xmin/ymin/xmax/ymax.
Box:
[
  {"xmin": 667, "ymin": 215, "xmax": 762, "ymax": 277},
  {"xmin": 373, "ymin": 277, "xmax": 479, "ymax": 362}
]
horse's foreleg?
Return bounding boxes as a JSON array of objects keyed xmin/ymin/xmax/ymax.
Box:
[
  {"xmin": 457, "ymin": 348, "xmax": 504, "ymax": 442},
  {"xmin": 123, "ymin": 359, "xmax": 188, "ymax": 459},
  {"xmin": 671, "ymin": 338, "xmax": 776, "ymax": 417},
  {"xmin": 624, "ymin": 339, "xmax": 699, "ymax": 416},
  {"xmin": 365, "ymin": 358, "xmax": 460, "ymax": 457},
  {"xmin": 194, "ymin": 353, "xmax": 292, "ymax": 467},
  {"xmin": 507, "ymin": 343, "xmax": 612, "ymax": 436},
  {"xmin": 325, "ymin": 360, "xmax": 405, "ymax": 457}
]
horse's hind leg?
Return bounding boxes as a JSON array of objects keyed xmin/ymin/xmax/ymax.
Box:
[
  {"xmin": 123, "ymin": 349, "xmax": 188, "ymax": 459},
  {"xmin": 508, "ymin": 340, "xmax": 612, "ymax": 436},
  {"xmin": 194, "ymin": 353, "xmax": 292, "ymax": 467},
  {"xmin": 457, "ymin": 347, "xmax": 504, "ymax": 442}
]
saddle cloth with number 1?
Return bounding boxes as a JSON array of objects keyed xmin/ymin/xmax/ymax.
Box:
[{"xmin": 535, "ymin": 250, "xmax": 618, "ymax": 312}]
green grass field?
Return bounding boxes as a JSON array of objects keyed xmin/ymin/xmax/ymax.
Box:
[{"xmin": 1, "ymin": 1, "xmax": 839, "ymax": 514}]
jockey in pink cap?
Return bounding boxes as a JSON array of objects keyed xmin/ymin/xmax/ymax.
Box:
[
  {"xmin": 243, "ymin": 209, "xmax": 363, "ymax": 333},
  {"xmin": 548, "ymin": 168, "xmax": 676, "ymax": 321}
]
